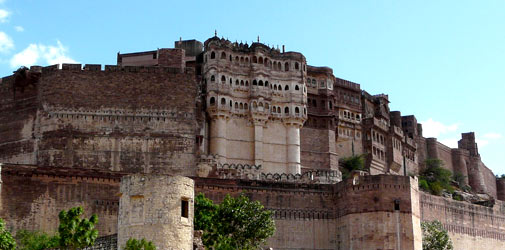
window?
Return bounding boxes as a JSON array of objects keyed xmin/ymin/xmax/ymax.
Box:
[
  {"xmin": 210, "ymin": 52, "xmax": 215, "ymax": 59},
  {"xmin": 209, "ymin": 97, "xmax": 215, "ymax": 105},
  {"xmin": 221, "ymin": 98, "xmax": 226, "ymax": 105},
  {"xmin": 221, "ymin": 52, "xmax": 226, "ymax": 59},
  {"xmin": 210, "ymin": 75, "xmax": 215, "ymax": 82},
  {"xmin": 221, "ymin": 75, "xmax": 226, "ymax": 82},
  {"xmin": 295, "ymin": 85, "xmax": 299, "ymax": 91},
  {"xmin": 285, "ymin": 85, "xmax": 289, "ymax": 91},
  {"xmin": 284, "ymin": 107, "xmax": 289, "ymax": 114},
  {"xmin": 295, "ymin": 62, "xmax": 299, "ymax": 70},
  {"xmin": 285, "ymin": 62, "xmax": 289, "ymax": 71},
  {"xmin": 181, "ymin": 199, "xmax": 189, "ymax": 218}
]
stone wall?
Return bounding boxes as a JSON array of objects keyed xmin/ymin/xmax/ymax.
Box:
[
  {"xmin": 194, "ymin": 175, "xmax": 422, "ymax": 250},
  {"xmin": 118, "ymin": 174, "xmax": 194, "ymax": 250},
  {"xmin": 1, "ymin": 65, "xmax": 200, "ymax": 176},
  {"xmin": 420, "ymin": 192, "xmax": 505, "ymax": 249},
  {"xmin": 0, "ymin": 164, "xmax": 123, "ymax": 236},
  {"xmin": 300, "ymin": 127, "xmax": 338, "ymax": 170}
]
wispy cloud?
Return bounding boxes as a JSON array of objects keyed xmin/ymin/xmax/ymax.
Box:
[
  {"xmin": 0, "ymin": 9, "xmax": 9, "ymax": 23},
  {"xmin": 14, "ymin": 26, "xmax": 23, "ymax": 32},
  {"xmin": 0, "ymin": 31, "xmax": 13, "ymax": 52},
  {"xmin": 10, "ymin": 40, "xmax": 77, "ymax": 68},
  {"xmin": 420, "ymin": 118, "xmax": 460, "ymax": 138},
  {"xmin": 483, "ymin": 132, "xmax": 502, "ymax": 140}
]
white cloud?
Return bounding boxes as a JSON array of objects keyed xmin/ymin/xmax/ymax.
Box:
[
  {"xmin": 439, "ymin": 138, "xmax": 458, "ymax": 148},
  {"xmin": 483, "ymin": 132, "xmax": 502, "ymax": 140},
  {"xmin": 476, "ymin": 139, "xmax": 489, "ymax": 148},
  {"xmin": 0, "ymin": 9, "xmax": 9, "ymax": 23},
  {"xmin": 14, "ymin": 26, "xmax": 23, "ymax": 32},
  {"xmin": 420, "ymin": 118, "xmax": 460, "ymax": 138},
  {"xmin": 0, "ymin": 31, "xmax": 13, "ymax": 52},
  {"xmin": 10, "ymin": 40, "xmax": 77, "ymax": 68}
]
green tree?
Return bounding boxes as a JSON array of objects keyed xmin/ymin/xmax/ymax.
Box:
[
  {"xmin": 57, "ymin": 206, "xmax": 98, "ymax": 250},
  {"xmin": 195, "ymin": 193, "xmax": 275, "ymax": 250},
  {"xmin": 339, "ymin": 154, "xmax": 366, "ymax": 180},
  {"xmin": 0, "ymin": 219, "xmax": 16, "ymax": 250},
  {"xmin": 15, "ymin": 230, "xmax": 59, "ymax": 250},
  {"xmin": 421, "ymin": 220, "xmax": 453, "ymax": 250},
  {"xmin": 419, "ymin": 158, "xmax": 453, "ymax": 195},
  {"xmin": 124, "ymin": 238, "xmax": 156, "ymax": 250}
]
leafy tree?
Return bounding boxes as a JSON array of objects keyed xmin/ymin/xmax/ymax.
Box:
[
  {"xmin": 339, "ymin": 154, "xmax": 366, "ymax": 180},
  {"xmin": 58, "ymin": 206, "xmax": 98, "ymax": 250},
  {"xmin": 421, "ymin": 220, "xmax": 453, "ymax": 250},
  {"xmin": 15, "ymin": 230, "xmax": 59, "ymax": 250},
  {"xmin": 419, "ymin": 159, "xmax": 453, "ymax": 195},
  {"xmin": 0, "ymin": 218, "xmax": 16, "ymax": 250},
  {"xmin": 195, "ymin": 193, "xmax": 275, "ymax": 249},
  {"xmin": 124, "ymin": 238, "xmax": 156, "ymax": 250},
  {"xmin": 452, "ymin": 172, "xmax": 467, "ymax": 188}
]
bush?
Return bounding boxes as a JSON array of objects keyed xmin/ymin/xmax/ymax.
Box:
[
  {"xmin": 124, "ymin": 238, "xmax": 156, "ymax": 250},
  {"xmin": 339, "ymin": 154, "xmax": 366, "ymax": 180},
  {"xmin": 15, "ymin": 230, "xmax": 59, "ymax": 250},
  {"xmin": 452, "ymin": 172, "xmax": 467, "ymax": 188},
  {"xmin": 419, "ymin": 179, "xmax": 430, "ymax": 191},
  {"xmin": 195, "ymin": 193, "xmax": 275, "ymax": 249},
  {"xmin": 421, "ymin": 220, "xmax": 453, "ymax": 250},
  {"xmin": 0, "ymin": 218, "xmax": 16, "ymax": 250},
  {"xmin": 452, "ymin": 194, "xmax": 463, "ymax": 201},
  {"xmin": 419, "ymin": 158, "xmax": 454, "ymax": 196},
  {"xmin": 429, "ymin": 182, "xmax": 443, "ymax": 196}
]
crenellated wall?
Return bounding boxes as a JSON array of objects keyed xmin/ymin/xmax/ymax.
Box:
[
  {"xmin": 420, "ymin": 193, "xmax": 505, "ymax": 249},
  {"xmin": 1, "ymin": 64, "xmax": 200, "ymax": 176},
  {"xmin": 0, "ymin": 163, "xmax": 123, "ymax": 236}
]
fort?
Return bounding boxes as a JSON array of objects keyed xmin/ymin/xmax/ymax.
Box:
[{"xmin": 0, "ymin": 35, "xmax": 504, "ymax": 249}]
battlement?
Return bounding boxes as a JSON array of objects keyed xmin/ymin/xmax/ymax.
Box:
[{"xmin": 24, "ymin": 63, "xmax": 195, "ymax": 75}]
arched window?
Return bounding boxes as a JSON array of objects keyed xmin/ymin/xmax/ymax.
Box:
[
  {"xmin": 253, "ymin": 80, "xmax": 257, "ymax": 86},
  {"xmin": 277, "ymin": 107, "xmax": 281, "ymax": 113},
  {"xmin": 274, "ymin": 85, "xmax": 277, "ymax": 91},
  {"xmin": 259, "ymin": 102, "xmax": 264, "ymax": 107},
  {"xmin": 253, "ymin": 56, "xmax": 258, "ymax": 63},
  {"xmin": 253, "ymin": 102, "xmax": 257, "ymax": 108},
  {"xmin": 320, "ymin": 81, "xmax": 325, "ymax": 88},
  {"xmin": 272, "ymin": 106, "xmax": 276, "ymax": 113},
  {"xmin": 240, "ymin": 103, "xmax": 244, "ymax": 109},
  {"xmin": 240, "ymin": 57, "xmax": 244, "ymax": 63},
  {"xmin": 210, "ymin": 97, "xmax": 216, "ymax": 105},
  {"xmin": 245, "ymin": 57, "xmax": 249, "ymax": 63},
  {"xmin": 235, "ymin": 102, "xmax": 238, "ymax": 109},
  {"xmin": 312, "ymin": 79, "xmax": 316, "ymax": 86},
  {"xmin": 284, "ymin": 107, "xmax": 289, "ymax": 114},
  {"xmin": 235, "ymin": 56, "xmax": 239, "ymax": 62},
  {"xmin": 264, "ymin": 58, "xmax": 269, "ymax": 67},
  {"xmin": 229, "ymin": 55, "xmax": 232, "ymax": 61},
  {"xmin": 221, "ymin": 98, "xmax": 226, "ymax": 105},
  {"xmin": 221, "ymin": 75, "xmax": 226, "ymax": 82},
  {"xmin": 258, "ymin": 80, "xmax": 263, "ymax": 86},
  {"xmin": 273, "ymin": 61, "xmax": 277, "ymax": 70},
  {"xmin": 221, "ymin": 52, "xmax": 226, "ymax": 59},
  {"xmin": 265, "ymin": 81, "xmax": 269, "ymax": 87},
  {"xmin": 229, "ymin": 100, "xmax": 232, "ymax": 107},
  {"xmin": 295, "ymin": 107, "xmax": 300, "ymax": 114},
  {"xmin": 278, "ymin": 62, "xmax": 281, "ymax": 70},
  {"xmin": 295, "ymin": 62, "xmax": 299, "ymax": 70},
  {"xmin": 285, "ymin": 62, "xmax": 289, "ymax": 71},
  {"xmin": 295, "ymin": 85, "xmax": 299, "ymax": 91},
  {"xmin": 258, "ymin": 57, "xmax": 263, "ymax": 64},
  {"xmin": 211, "ymin": 75, "xmax": 215, "ymax": 82},
  {"xmin": 240, "ymin": 80, "xmax": 244, "ymax": 86},
  {"xmin": 235, "ymin": 80, "xmax": 239, "ymax": 85},
  {"xmin": 229, "ymin": 78, "xmax": 232, "ymax": 85},
  {"xmin": 245, "ymin": 81, "xmax": 249, "ymax": 86},
  {"xmin": 265, "ymin": 103, "xmax": 269, "ymax": 109},
  {"xmin": 210, "ymin": 52, "xmax": 215, "ymax": 59},
  {"xmin": 285, "ymin": 85, "xmax": 289, "ymax": 91},
  {"xmin": 244, "ymin": 103, "xmax": 248, "ymax": 109}
]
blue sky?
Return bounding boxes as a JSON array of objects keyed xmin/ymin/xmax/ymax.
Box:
[{"xmin": 0, "ymin": 0, "xmax": 503, "ymax": 174}]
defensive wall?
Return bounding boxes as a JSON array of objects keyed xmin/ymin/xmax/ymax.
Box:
[
  {"xmin": 0, "ymin": 163, "xmax": 124, "ymax": 236},
  {"xmin": 0, "ymin": 64, "xmax": 200, "ymax": 176}
]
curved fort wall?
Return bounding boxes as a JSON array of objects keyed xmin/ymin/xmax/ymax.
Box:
[{"xmin": 118, "ymin": 174, "xmax": 194, "ymax": 250}]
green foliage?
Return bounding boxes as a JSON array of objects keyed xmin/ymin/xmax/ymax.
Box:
[
  {"xmin": 452, "ymin": 193, "xmax": 463, "ymax": 201},
  {"xmin": 58, "ymin": 206, "xmax": 98, "ymax": 250},
  {"xmin": 124, "ymin": 238, "xmax": 156, "ymax": 250},
  {"xmin": 421, "ymin": 220, "xmax": 453, "ymax": 250},
  {"xmin": 15, "ymin": 230, "xmax": 59, "ymax": 250},
  {"xmin": 418, "ymin": 179, "xmax": 429, "ymax": 192},
  {"xmin": 452, "ymin": 172, "xmax": 467, "ymax": 188},
  {"xmin": 0, "ymin": 219, "xmax": 16, "ymax": 250},
  {"xmin": 419, "ymin": 158, "xmax": 454, "ymax": 195},
  {"xmin": 339, "ymin": 154, "xmax": 366, "ymax": 180},
  {"xmin": 195, "ymin": 193, "xmax": 275, "ymax": 250}
]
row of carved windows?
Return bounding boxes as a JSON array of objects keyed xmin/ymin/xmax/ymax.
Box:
[{"xmin": 208, "ymin": 51, "xmax": 302, "ymax": 72}]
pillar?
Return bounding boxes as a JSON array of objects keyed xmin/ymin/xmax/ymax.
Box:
[
  {"xmin": 210, "ymin": 116, "xmax": 227, "ymax": 164},
  {"xmin": 286, "ymin": 123, "xmax": 301, "ymax": 174},
  {"xmin": 254, "ymin": 123, "xmax": 264, "ymax": 166}
]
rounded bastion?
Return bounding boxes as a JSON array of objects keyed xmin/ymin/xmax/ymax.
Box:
[{"xmin": 117, "ymin": 174, "xmax": 194, "ymax": 250}]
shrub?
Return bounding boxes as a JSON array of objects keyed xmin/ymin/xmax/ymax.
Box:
[
  {"xmin": 421, "ymin": 220, "xmax": 453, "ymax": 250},
  {"xmin": 419, "ymin": 179, "xmax": 429, "ymax": 191}
]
